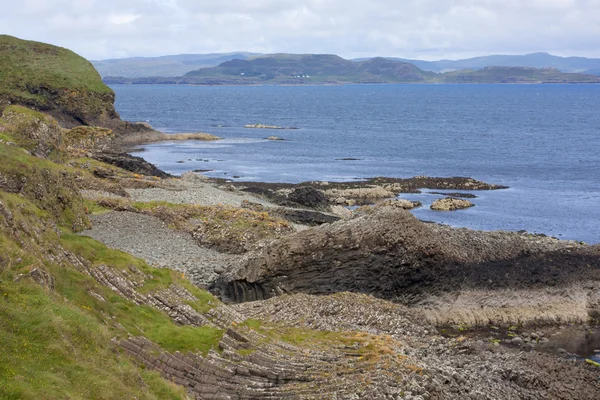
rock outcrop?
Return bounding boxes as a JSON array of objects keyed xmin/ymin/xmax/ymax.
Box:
[
  {"xmin": 431, "ymin": 197, "xmax": 474, "ymax": 211},
  {"xmin": 92, "ymin": 152, "xmax": 172, "ymax": 178},
  {"xmin": 213, "ymin": 208, "xmax": 600, "ymax": 325},
  {"xmin": 375, "ymin": 198, "xmax": 422, "ymax": 210},
  {"xmin": 287, "ymin": 186, "xmax": 330, "ymax": 210}
]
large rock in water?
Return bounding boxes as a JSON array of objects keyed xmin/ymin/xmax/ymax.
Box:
[
  {"xmin": 212, "ymin": 208, "xmax": 600, "ymax": 324},
  {"xmin": 431, "ymin": 197, "xmax": 474, "ymax": 211}
]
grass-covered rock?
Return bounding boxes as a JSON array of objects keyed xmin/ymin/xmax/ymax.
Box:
[
  {"xmin": 94, "ymin": 198, "xmax": 294, "ymax": 253},
  {"xmin": 0, "ymin": 35, "xmax": 118, "ymax": 127}
]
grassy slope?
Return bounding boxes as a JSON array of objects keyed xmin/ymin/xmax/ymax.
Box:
[
  {"xmin": 0, "ymin": 35, "xmax": 111, "ymax": 101},
  {"xmin": 0, "ymin": 108, "xmax": 224, "ymax": 399},
  {"xmin": 0, "ymin": 35, "xmax": 116, "ymax": 125},
  {"xmin": 0, "ymin": 191, "xmax": 196, "ymax": 399}
]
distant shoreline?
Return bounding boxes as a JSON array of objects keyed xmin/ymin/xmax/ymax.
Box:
[{"xmin": 106, "ymin": 81, "xmax": 600, "ymax": 86}]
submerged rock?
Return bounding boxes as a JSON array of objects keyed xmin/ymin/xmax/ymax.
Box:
[{"xmin": 244, "ymin": 123, "xmax": 297, "ymax": 129}]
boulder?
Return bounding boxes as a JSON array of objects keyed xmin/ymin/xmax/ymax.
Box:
[
  {"xmin": 287, "ymin": 186, "xmax": 329, "ymax": 209},
  {"xmin": 376, "ymin": 198, "xmax": 422, "ymax": 210}
]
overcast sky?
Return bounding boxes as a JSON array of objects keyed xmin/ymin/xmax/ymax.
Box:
[{"xmin": 3, "ymin": 0, "xmax": 600, "ymax": 60}]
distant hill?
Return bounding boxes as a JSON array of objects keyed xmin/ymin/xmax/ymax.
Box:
[
  {"xmin": 180, "ymin": 54, "xmax": 436, "ymax": 84},
  {"xmin": 103, "ymin": 54, "xmax": 600, "ymax": 85},
  {"xmin": 92, "ymin": 52, "xmax": 259, "ymax": 78},
  {"xmin": 442, "ymin": 66, "xmax": 600, "ymax": 84},
  {"xmin": 95, "ymin": 51, "xmax": 600, "ymax": 79},
  {"xmin": 353, "ymin": 53, "xmax": 600, "ymax": 75}
]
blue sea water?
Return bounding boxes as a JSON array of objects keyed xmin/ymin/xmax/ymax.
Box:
[{"xmin": 111, "ymin": 84, "xmax": 600, "ymax": 244}]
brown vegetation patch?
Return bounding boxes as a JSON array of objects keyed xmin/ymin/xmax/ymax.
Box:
[{"xmin": 94, "ymin": 198, "xmax": 293, "ymax": 253}]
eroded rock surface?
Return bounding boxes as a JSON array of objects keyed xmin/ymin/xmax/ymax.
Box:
[{"xmin": 213, "ymin": 208, "xmax": 600, "ymax": 326}]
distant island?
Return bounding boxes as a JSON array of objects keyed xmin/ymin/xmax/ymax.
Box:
[
  {"xmin": 93, "ymin": 52, "xmax": 600, "ymax": 78},
  {"xmin": 102, "ymin": 54, "xmax": 600, "ymax": 85}
]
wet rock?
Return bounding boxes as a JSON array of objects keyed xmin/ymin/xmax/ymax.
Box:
[{"xmin": 429, "ymin": 192, "xmax": 478, "ymax": 199}]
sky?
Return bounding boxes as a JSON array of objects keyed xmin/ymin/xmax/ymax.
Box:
[{"xmin": 2, "ymin": 0, "xmax": 600, "ymax": 61}]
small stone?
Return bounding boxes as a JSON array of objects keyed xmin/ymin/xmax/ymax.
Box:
[
  {"xmin": 214, "ymin": 266, "xmax": 225, "ymax": 274},
  {"xmin": 511, "ymin": 337, "xmax": 524, "ymax": 346},
  {"xmin": 524, "ymin": 343, "xmax": 535, "ymax": 351}
]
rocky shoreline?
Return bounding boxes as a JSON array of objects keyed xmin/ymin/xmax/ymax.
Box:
[{"xmin": 2, "ymin": 35, "xmax": 599, "ymax": 398}]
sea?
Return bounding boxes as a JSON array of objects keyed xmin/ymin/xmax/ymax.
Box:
[{"xmin": 111, "ymin": 84, "xmax": 600, "ymax": 245}]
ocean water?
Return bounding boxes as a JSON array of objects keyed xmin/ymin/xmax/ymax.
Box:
[{"xmin": 111, "ymin": 84, "xmax": 600, "ymax": 244}]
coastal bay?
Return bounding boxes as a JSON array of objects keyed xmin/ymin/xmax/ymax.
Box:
[{"xmin": 113, "ymin": 83, "xmax": 600, "ymax": 244}]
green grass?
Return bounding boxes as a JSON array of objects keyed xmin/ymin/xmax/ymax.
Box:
[
  {"xmin": 0, "ymin": 219, "xmax": 222, "ymax": 398},
  {"xmin": 0, "ymin": 278, "xmax": 188, "ymax": 400},
  {"xmin": 0, "ymin": 104, "xmax": 229, "ymax": 398},
  {"xmin": 49, "ymin": 240, "xmax": 223, "ymax": 354},
  {"xmin": 0, "ymin": 142, "xmax": 88, "ymax": 230},
  {"xmin": 83, "ymin": 199, "xmax": 112, "ymax": 215}
]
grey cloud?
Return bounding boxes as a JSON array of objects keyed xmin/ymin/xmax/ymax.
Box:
[{"xmin": 1, "ymin": 0, "xmax": 599, "ymax": 60}]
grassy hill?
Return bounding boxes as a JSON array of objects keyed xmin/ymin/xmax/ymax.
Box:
[
  {"xmin": 0, "ymin": 35, "xmax": 118, "ymax": 126},
  {"xmin": 184, "ymin": 54, "xmax": 435, "ymax": 83}
]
